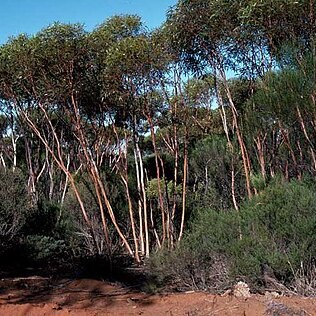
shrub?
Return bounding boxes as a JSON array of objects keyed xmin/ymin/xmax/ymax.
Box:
[
  {"xmin": 235, "ymin": 179, "xmax": 316, "ymax": 284},
  {"xmin": 0, "ymin": 168, "xmax": 31, "ymax": 249},
  {"xmin": 21, "ymin": 199, "xmax": 79, "ymax": 265},
  {"xmin": 149, "ymin": 179, "xmax": 316, "ymax": 292},
  {"xmin": 63, "ymin": 181, "xmax": 108, "ymax": 256},
  {"xmin": 24, "ymin": 235, "xmax": 68, "ymax": 263},
  {"xmin": 149, "ymin": 209, "xmax": 236, "ymax": 291},
  {"xmin": 24, "ymin": 200, "xmax": 60, "ymax": 236},
  {"xmin": 0, "ymin": 168, "xmax": 78, "ymax": 270}
]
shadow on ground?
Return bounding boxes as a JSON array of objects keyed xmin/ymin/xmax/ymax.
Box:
[{"xmin": 0, "ymin": 255, "xmax": 156, "ymax": 311}]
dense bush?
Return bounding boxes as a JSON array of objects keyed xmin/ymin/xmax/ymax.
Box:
[
  {"xmin": 149, "ymin": 179, "xmax": 316, "ymax": 292},
  {"xmin": 149, "ymin": 207, "xmax": 236, "ymax": 292},
  {"xmin": 0, "ymin": 168, "xmax": 31, "ymax": 249},
  {"xmin": 189, "ymin": 135, "xmax": 237, "ymax": 211},
  {"xmin": 22, "ymin": 200, "xmax": 78, "ymax": 266},
  {"xmin": 24, "ymin": 235, "xmax": 68, "ymax": 263},
  {"xmin": 0, "ymin": 167, "xmax": 79, "ymax": 269}
]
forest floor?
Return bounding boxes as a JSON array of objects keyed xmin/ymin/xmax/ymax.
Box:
[{"xmin": 0, "ymin": 277, "xmax": 316, "ymax": 316}]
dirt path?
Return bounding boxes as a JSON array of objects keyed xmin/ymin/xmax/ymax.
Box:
[{"xmin": 0, "ymin": 277, "xmax": 315, "ymax": 315}]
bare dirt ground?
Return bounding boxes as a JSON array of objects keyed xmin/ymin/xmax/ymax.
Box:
[{"xmin": 0, "ymin": 277, "xmax": 316, "ymax": 315}]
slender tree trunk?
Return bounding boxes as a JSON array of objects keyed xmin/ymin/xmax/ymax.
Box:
[
  {"xmin": 147, "ymin": 114, "xmax": 166, "ymax": 248},
  {"xmin": 279, "ymin": 123, "xmax": 300, "ymax": 180},
  {"xmin": 11, "ymin": 134, "xmax": 19, "ymax": 172},
  {"xmin": 178, "ymin": 127, "xmax": 188, "ymax": 242},
  {"xmin": 171, "ymin": 123, "xmax": 179, "ymax": 245},
  {"xmin": 70, "ymin": 94, "xmax": 134, "ymax": 257},
  {"xmin": 149, "ymin": 199, "xmax": 161, "ymax": 249},
  {"xmin": 133, "ymin": 136, "xmax": 145, "ymax": 256},
  {"xmin": 47, "ymin": 153, "xmax": 54, "ymax": 201},
  {"xmin": 0, "ymin": 152, "xmax": 6, "ymax": 169},
  {"xmin": 254, "ymin": 135, "xmax": 267, "ymax": 180},
  {"xmin": 60, "ymin": 154, "xmax": 70, "ymax": 207},
  {"xmin": 136, "ymin": 140, "xmax": 149, "ymax": 258},
  {"xmin": 296, "ymin": 105, "xmax": 316, "ymax": 172},
  {"xmin": 231, "ymin": 161, "xmax": 239, "ymax": 211},
  {"xmin": 121, "ymin": 174, "xmax": 140, "ymax": 262},
  {"xmin": 21, "ymin": 108, "xmax": 103, "ymax": 255},
  {"xmin": 214, "ymin": 61, "xmax": 252, "ymax": 198},
  {"xmin": 25, "ymin": 138, "xmax": 36, "ymax": 196}
]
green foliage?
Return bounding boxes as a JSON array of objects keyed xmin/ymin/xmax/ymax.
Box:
[
  {"xmin": 0, "ymin": 168, "xmax": 31, "ymax": 246},
  {"xmin": 25, "ymin": 199, "xmax": 78, "ymax": 244},
  {"xmin": 236, "ymin": 179, "xmax": 316, "ymax": 282},
  {"xmin": 250, "ymin": 173, "xmax": 266, "ymax": 192},
  {"xmin": 251, "ymin": 54, "xmax": 316, "ymax": 124},
  {"xmin": 24, "ymin": 235, "xmax": 68, "ymax": 263},
  {"xmin": 146, "ymin": 178, "xmax": 181, "ymax": 199},
  {"xmin": 190, "ymin": 135, "xmax": 239, "ymax": 210},
  {"xmin": 93, "ymin": 14, "xmax": 143, "ymax": 43},
  {"xmin": 21, "ymin": 199, "xmax": 78, "ymax": 265},
  {"xmin": 184, "ymin": 77, "xmax": 214, "ymax": 108},
  {"xmin": 149, "ymin": 208, "xmax": 235, "ymax": 291},
  {"xmin": 24, "ymin": 200, "xmax": 60, "ymax": 236},
  {"xmin": 167, "ymin": 0, "xmax": 315, "ymax": 75},
  {"xmin": 150, "ymin": 179, "xmax": 316, "ymax": 289},
  {"xmin": 0, "ymin": 168, "xmax": 75, "ymax": 266},
  {"xmin": 64, "ymin": 172, "xmax": 128, "ymax": 256}
]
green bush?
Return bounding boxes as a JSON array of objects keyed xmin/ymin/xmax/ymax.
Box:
[
  {"xmin": 24, "ymin": 200, "xmax": 60, "ymax": 236},
  {"xmin": 24, "ymin": 235, "xmax": 68, "ymax": 263},
  {"xmin": 0, "ymin": 167, "xmax": 79, "ymax": 268},
  {"xmin": 21, "ymin": 199, "xmax": 79, "ymax": 264},
  {"xmin": 235, "ymin": 179, "xmax": 316, "ymax": 283},
  {"xmin": 149, "ymin": 209, "xmax": 237, "ymax": 291},
  {"xmin": 149, "ymin": 179, "xmax": 316, "ymax": 291},
  {"xmin": 0, "ymin": 168, "xmax": 31, "ymax": 248},
  {"xmin": 189, "ymin": 135, "xmax": 245, "ymax": 211}
]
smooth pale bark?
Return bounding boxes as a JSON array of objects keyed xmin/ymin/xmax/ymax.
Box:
[
  {"xmin": 178, "ymin": 127, "xmax": 188, "ymax": 242},
  {"xmin": 25, "ymin": 138, "xmax": 36, "ymax": 198},
  {"xmin": 114, "ymin": 128, "xmax": 140, "ymax": 262},
  {"xmin": 135, "ymin": 139, "xmax": 149, "ymax": 258},
  {"xmin": 70, "ymin": 95, "xmax": 134, "ymax": 257},
  {"xmin": 11, "ymin": 134, "xmax": 19, "ymax": 172},
  {"xmin": 147, "ymin": 113, "xmax": 166, "ymax": 247},
  {"xmin": 0, "ymin": 152, "xmax": 6, "ymax": 169},
  {"xmin": 135, "ymin": 153, "xmax": 145, "ymax": 256},
  {"xmin": 121, "ymin": 174, "xmax": 140, "ymax": 262},
  {"xmin": 296, "ymin": 105, "xmax": 316, "ymax": 171},
  {"xmin": 60, "ymin": 154, "xmax": 70, "ymax": 207},
  {"xmin": 279, "ymin": 122, "xmax": 301, "ymax": 181},
  {"xmin": 254, "ymin": 134, "xmax": 267, "ymax": 180},
  {"xmin": 220, "ymin": 70, "xmax": 252, "ymax": 198},
  {"xmin": 133, "ymin": 134, "xmax": 145, "ymax": 256},
  {"xmin": 21, "ymin": 107, "xmax": 103, "ymax": 254},
  {"xmin": 231, "ymin": 162, "xmax": 239, "ymax": 211}
]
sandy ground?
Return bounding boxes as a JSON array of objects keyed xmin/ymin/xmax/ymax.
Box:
[{"xmin": 0, "ymin": 277, "xmax": 316, "ymax": 315}]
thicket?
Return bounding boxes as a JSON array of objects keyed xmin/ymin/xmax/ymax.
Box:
[
  {"xmin": 150, "ymin": 179, "xmax": 316, "ymax": 294},
  {"xmin": 0, "ymin": 169, "xmax": 74, "ymax": 269}
]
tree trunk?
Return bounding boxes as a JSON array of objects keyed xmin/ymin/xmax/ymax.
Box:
[{"xmin": 178, "ymin": 127, "xmax": 188, "ymax": 242}]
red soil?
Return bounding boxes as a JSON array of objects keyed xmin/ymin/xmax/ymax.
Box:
[{"xmin": 0, "ymin": 277, "xmax": 315, "ymax": 315}]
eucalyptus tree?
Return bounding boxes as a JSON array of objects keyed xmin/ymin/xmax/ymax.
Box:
[
  {"xmin": 0, "ymin": 23, "xmax": 135, "ymax": 258},
  {"xmin": 165, "ymin": 0, "xmax": 316, "ymax": 198},
  {"xmin": 0, "ymin": 15, "xmax": 177, "ymax": 260},
  {"xmin": 246, "ymin": 54, "xmax": 316, "ymax": 181},
  {"xmin": 90, "ymin": 15, "xmax": 174, "ymax": 256},
  {"xmin": 165, "ymin": 0, "xmax": 254, "ymax": 197}
]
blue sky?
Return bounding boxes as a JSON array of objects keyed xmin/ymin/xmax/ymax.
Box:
[{"xmin": 0, "ymin": 0, "xmax": 177, "ymax": 44}]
